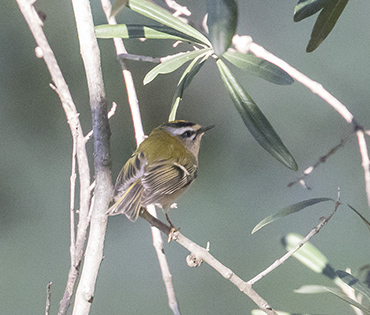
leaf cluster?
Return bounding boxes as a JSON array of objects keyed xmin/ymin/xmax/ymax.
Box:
[
  {"xmin": 95, "ymin": 0, "xmax": 298, "ymax": 170},
  {"xmin": 294, "ymin": 0, "xmax": 349, "ymax": 52}
]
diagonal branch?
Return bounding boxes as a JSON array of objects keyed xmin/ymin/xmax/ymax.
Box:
[
  {"xmin": 249, "ymin": 199, "xmax": 340, "ymax": 285},
  {"xmin": 233, "ymin": 36, "xmax": 370, "ymax": 207},
  {"xmin": 139, "ymin": 209, "xmax": 278, "ymax": 315}
]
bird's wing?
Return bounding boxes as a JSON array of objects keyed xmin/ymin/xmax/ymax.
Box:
[{"xmin": 142, "ymin": 159, "xmax": 197, "ymax": 205}]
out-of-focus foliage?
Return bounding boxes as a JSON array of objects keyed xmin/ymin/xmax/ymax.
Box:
[{"xmin": 280, "ymin": 234, "xmax": 370, "ymax": 314}]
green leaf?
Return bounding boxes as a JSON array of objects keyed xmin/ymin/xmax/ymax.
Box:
[
  {"xmin": 282, "ymin": 233, "xmax": 338, "ymax": 279},
  {"xmin": 169, "ymin": 52, "xmax": 210, "ymax": 121},
  {"xmin": 324, "ymin": 287, "xmax": 370, "ymax": 315},
  {"xmin": 345, "ymin": 203, "xmax": 370, "ymax": 231},
  {"xmin": 95, "ymin": 24, "xmax": 202, "ymax": 43},
  {"xmin": 223, "ymin": 51, "xmax": 294, "ymax": 85},
  {"xmin": 296, "ymin": 285, "xmax": 370, "ymax": 314},
  {"xmin": 143, "ymin": 48, "xmax": 210, "ymax": 85},
  {"xmin": 216, "ymin": 59, "xmax": 298, "ymax": 170},
  {"xmin": 206, "ymin": 0, "xmax": 238, "ymax": 56},
  {"xmin": 336, "ymin": 270, "xmax": 370, "ymax": 300},
  {"xmin": 306, "ymin": 0, "xmax": 349, "ymax": 52},
  {"xmin": 111, "ymin": 0, "xmax": 128, "ymax": 17},
  {"xmin": 128, "ymin": 0, "xmax": 211, "ymax": 47},
  {"xmin": 252, "ymin": 198, "xmax": 333, "ymax": 233},
  {"xmin": 294, "ymin": 0, "xmax": 327, "ymax": 22},
  {"xmin": 358, "ymin": 265, "xmax": 370, "ymax": 288},
  {"xmin": 295, "ymin": 284, "xmax": 334, "ymax": 294}
]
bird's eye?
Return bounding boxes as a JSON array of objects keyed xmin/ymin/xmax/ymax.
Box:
[{"xmin": 181, "ymin": 130, "xmax": 193, "ymax": 138}]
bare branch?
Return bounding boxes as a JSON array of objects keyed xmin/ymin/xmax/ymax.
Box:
[
  {"xmin": 100, "ymin": 0, "xmax": 145, "ymax": 145},
  {"xmin": 45, "ymin": 281, "xmax": 52, "ymax": 315},
  {"xmin": 147, "ymin": 205, "xmax": 181, "ymax": 315},
  {"xmin": 70, "ymin": 0, "xmax": 112, "ymax": 313},
  {"xmin": 232, "ymin": 36, "xmax": 370, "ymax": 208},
  {"xmin": 357, "ymin": 129, "xmax": 370, "ymax": 206},
  {"xmin": 288, "ymin": 132, "xmax": 353, "ymax": 188},
  {"xmin": 15, "ymin": 1, "xmax": 91, "ymax": 313},
  {"xmin": 164, "ymin": 0, "xmax": 191, "ymax": 17},
  {"xmin": 231, "ymin": 35, "xmax": 354, "ymax": 124},
  {"xmin": 70, "ymin": 125, "xmax": 78, "ymax": 266},
  {"xmin": 118, "ymin": 53, "xmax": 161, "ymax": 63}
]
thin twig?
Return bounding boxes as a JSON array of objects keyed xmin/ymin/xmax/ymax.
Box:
[
  {"xmin": 100, "ymin": 0, "xmax": 145, "ymax": 145},
  {"xmin": 70, "ymin": 125, "xmax": 78, "ymax": 267},
  {"xmin": 248, "ymin": 200, "xmax": 340, "ymax": 285},
  {"xmin": 288, "ymin": 132, "xmax": 354, "ymax": 188},
  {"xmin": 357, "ymin": 129, "xmax": 370, "ymax": 207},
  {"xmin": 164, "ymin": 0, "xmax": 191, "ymax": 17},
  {"xmin": 139, "ymin": 208, "xmax": 278, "ymax": 315},
  {"xmin": 117, "ymin": 53, "xmax": 161, "ymax": 63},
  {"xmin": 45, "ymin": 281, "xmax": 52, "ymax": 315},
  {"xmin": 148, "ymin": 204, "xmax": 181, "ymax": 315}
]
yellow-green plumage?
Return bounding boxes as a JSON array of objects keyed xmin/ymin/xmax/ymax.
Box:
[{"xmin": 107, "ymin": 120, "xmax": 213, "ymax": 222}]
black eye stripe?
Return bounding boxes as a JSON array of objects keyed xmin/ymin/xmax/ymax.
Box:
[{"xmin": 181, "ymin": 130, "xmax": 195, "ymax": 138}]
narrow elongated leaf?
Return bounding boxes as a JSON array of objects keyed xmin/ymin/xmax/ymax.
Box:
[
  {"xmin": 95, "ymin": 24, "xmax": 201, "ymax": 43},
  {"xmin": 143, "ymin": 49, "xmax": 208, "ymax": 85},
  {"xmin": 297, "ymin": 285, "xmax": 370, "ymax": 314},
  {"xmin": 306, "ymin": 0, "xmax": 349, "ymax": 52},
  {"xmin": 206, "ymin": 0, "xmax": 238, "ymax": 56},
  {"xmin": 345, "ymin": 203, "xmax": 370, "ymax": 231},
  {"xmin": 294, "ymin": 0, "xmax": 327, "ymax": 22},
  {"xmin": 358, "ymin": 265, "xmax": 370, "ymax": 288},
  {"xmin": 252, "ymin": 198, "xmax": 333, "ymax": 233},
  {"xmin": 324, "ymin": 287, "xmax": 370, "ymax": 315},
  {"xmin": 295, "ymin": 284, "xmax": 334, "ymax": 294},
  {"xmin": 111, "ymin": 0, "xmax": 128, "ymax": 17},
  {"xmin": 282, "ymin": 233, "xmax": 338, "ymax": 279},
  {"xmin": 128, "ymin": 0, "xmax": 211, "ymax": 47},
  {"xmin": 216, "ymin": 59, "xmax": 298, "ymax": 170},
  {"xmin": 336, "ymin": 270, "xmax": 370, "ymax": 300},
  {"xmin": 223, "ymin": 51, "xmax": 294, "ymax": 85},
  {"xmin": 169, "ymin": 52, "xmax": 210, "ymax": 121}
]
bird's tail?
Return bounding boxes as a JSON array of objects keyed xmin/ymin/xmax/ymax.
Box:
[{"xmin": 106, "ymin": 180, "xmax": 144, "ymax": 222}]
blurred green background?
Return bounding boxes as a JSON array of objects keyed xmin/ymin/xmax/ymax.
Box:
[{"xmin": 2, "ymin": 0, "xmax": 370, "ymax": 314}]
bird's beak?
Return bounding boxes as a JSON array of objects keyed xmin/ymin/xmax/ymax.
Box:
[{"xmin": 197, "ymin": 125, "xmax": 214, "ymax": 135}]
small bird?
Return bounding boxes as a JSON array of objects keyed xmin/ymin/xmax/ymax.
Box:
[{"xmin": 107, "ymin": 120, "xmax": 213, "ymax": 224}]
